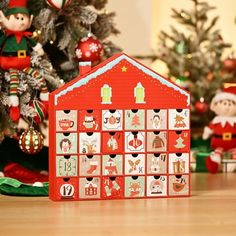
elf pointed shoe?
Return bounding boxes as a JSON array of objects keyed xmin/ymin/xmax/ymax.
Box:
[
  {"xmin": 9, "ymin": 106, "xmax": 20, "ymax": 122},
  {"xmin": 205, "ymin": 156, "xmax": 219, "ymax": 174},
  {"xmin": 3, "ymin": 163, "xmax": 49, "ymax": 184}
]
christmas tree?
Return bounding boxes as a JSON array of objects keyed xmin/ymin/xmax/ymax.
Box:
[
  {"xmin": 0, "ymin": 0, "xmax": 121, "ymax": 140},
  {"xmin": 155, "ymin": 0, "xmax": 235, "ymax": 135},
  {"xmin": 0, "ymin": 0, "xmax": 120, "ymax": 184}
]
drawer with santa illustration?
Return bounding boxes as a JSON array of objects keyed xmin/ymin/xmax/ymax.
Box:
[{"xmin": 49, "ymin": 53, "xmax": 191, "ymax": 201}]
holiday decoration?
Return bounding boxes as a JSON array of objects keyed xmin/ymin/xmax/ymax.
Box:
[
  {"xmin": 29, "ymin": 99, "xmax": 48, "ymax": 124},
  {"xmin": 202, "ymin": 86, "xmax": 236, "ymax": 173},
  {"xmin": 46, "ymin": 0, "xmax": 72, "ymax": 10},
  {"xmin": 195, "ymin": 98, "xmax": 209, "ymax": 113},
  {"xmin": 0, "ymin": 0, "xmax": 49, "ymax": 122},
  {"xmin": 156, "ymin": 0, "xmax": 234, "ymax": 134},
  {"xmin": 3, "ymin": 163, "xmax": 48, "ymax": 184},
  {"xmin": 49, "ymin": 53, "xmax": 190, "ymax": 201},
  {"xmin": 223, "ymin": 57, "xmax": 236, "ymax": 72},
  {"xmin": 0, "ymin": 177, "xmax": 48, "ymax": 196},
  {"xmin": 19, "ymin": 127, "xmax": 44, "ymax": 154},
  {"xmin": 75, "ymin": 34, "xmax": 104, "ymax": 63}
]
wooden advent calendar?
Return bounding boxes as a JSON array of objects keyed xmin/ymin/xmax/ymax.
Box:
[{"xmin": 49, "ymin": 53, "xmax": 191, "ymax": 201}]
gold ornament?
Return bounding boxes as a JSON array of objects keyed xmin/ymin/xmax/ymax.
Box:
[{"xmin": 19, "ymin": 127, "xmax": 44, "ymax": 154}]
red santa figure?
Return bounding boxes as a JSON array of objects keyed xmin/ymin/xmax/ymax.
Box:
[{"xmin": 202, "ymin": 86, "xmax": 236, "ymax": 173}]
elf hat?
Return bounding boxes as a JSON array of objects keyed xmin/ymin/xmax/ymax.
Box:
[
  {"xmin": 211, "ymin": 86, "xmax": 236, "ymax": 105},
  {"xmin": 5, "ymin": 0, "xmax": 29, "ymax": 16}
]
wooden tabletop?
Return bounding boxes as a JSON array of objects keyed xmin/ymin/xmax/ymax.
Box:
[{"xmin": 0, "ymin": 173, "xmax": 236, "ymax": 236}]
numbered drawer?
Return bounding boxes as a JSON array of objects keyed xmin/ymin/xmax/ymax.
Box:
[
  {"xmin": 125, "ymin": 131, "xmax": 145, "ymax": 153},
  {"xmin": 102, "ymin": 132, "xmax": 123, "ymax": 154},
  {"xmin": 102, "ymin": 110, "xmax": 123, "ymax": 131},
  {"xmin": 56, "ymin": 133, "xmax": 78, "ymax": 154},
  {"xmin": 146, "ymin": 131, "xmax": 167, "ymax": 152},
  {"xmin": 168, "ymin": 153, "xmax": 189, "ymax": 174},
  {"xmin": 168, "ymin": 131, "xmax": 190, "ymax": 152},
  {"xmin": 56, "ymin": 178, "xmax": 78, "ymax": 200},
  {"xmin": 124, "ymin": 154, "xmax": 145, "ymax": 175},
  {"xmin": 79, "ymin": 110, "xmax": 101, "ymax": 131},
  {"xmin": 79, "ymin": 155, "xmax": 101, "ymax": 176},
  {"xmin": 79, "ymin": 132, "xmax": 101, "ymax": 154},
  {"xmin": 56, "ymin": 110, "xmax": 77, "ymax": 132},
  {"xmin": 146, "ymin": 175, "xmax": 167, "ymax": 197},
  {"xmin": 56, "ymin": 155, "xmax": 78, "ymax": 177},
  {"xmin": 169, "ymin": 174, "xmax": 190, "ymax": 196},
  {"xmin": 125, "ymin": 176, "xmax": 145, "ymax": 198},
  {"xmin": 101, "ymin": 176, "xmax": 124, "ymax": 199},
  {"xmin": 79, "ymin": 177, "xmax": 101, "ymax": 199},
  {"xmin": 146, "ymin": 153, "xmax": 167, "ymax": 175},
  {"xmin": 168, "ymin": 109, "xmax": 190, "ymax": 130},
  {"xmin": 102, "ymin": 154, "xmax": 123, "ymax": 176},
  {"xmin": 147, "ymin": 109, "xmax": 167, "ymax": 130},
  {"xmin": 124, "ymin": 109, "xmax": 145, "ymax": 130}
]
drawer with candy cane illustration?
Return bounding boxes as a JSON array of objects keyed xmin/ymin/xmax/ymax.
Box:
[{"xmin": 49, "ymin": 53, "xmax": 190, "ymax": 201}]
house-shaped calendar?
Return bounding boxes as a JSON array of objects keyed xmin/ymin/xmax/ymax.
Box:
[{"xmin": 49, "ymin": 53, "xmax": 191, "ymax": 201}]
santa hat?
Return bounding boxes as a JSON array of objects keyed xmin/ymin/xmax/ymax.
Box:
[
  {"xmin": 211, "ymin": 86, "xmax": 236, "ymax": 105},
  {"xmin": 5, "ymin": 0, "xmax": 29, "ymax": 16}
]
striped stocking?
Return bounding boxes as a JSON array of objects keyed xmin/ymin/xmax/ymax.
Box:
[
  {"xmin": 23, "ymin": 67, "xmax": 48, "ymax": 95},
  {"xmin": 9, "ymin": 69, "xmax": 19, "ymax": 98}
]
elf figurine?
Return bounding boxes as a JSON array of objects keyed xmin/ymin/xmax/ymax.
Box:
[
  {"xmin": 202, "ymin": 86, "xmax": 236, "ymax": 173},
  {"xmin": 0, "ymin": 0, "xmax": 48, "ymax": 122}
]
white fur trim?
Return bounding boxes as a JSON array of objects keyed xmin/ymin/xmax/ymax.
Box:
[
  {"xmin": 9, "ymin": 96, "xmax": 19, "ymax": 107},
  {"xmin": 212, "ymin": 116, "xmax": 236, "ymax": 127},
  {"xmin": 211, "ymin": 92, "xmax": 236, "ymax": 104},
  {"xmin": 33, "ymin": 43, "xmax": 43, "ymax": 51},
  {"xmin": 32, "ymin": 182, "xmax": 44, "ymax": 187},
  {"xmin": 40, "ymin": 92, "xmax": 49, "ymax": 101},
  {"xmin": 33, "ymin": 43, "xmax": 44, "ymax": 56},
  {"xmin": 210, "ymin": 152, "xmax": 221, "ymax": 164},
  {"xmin": 202, "ymin": 126, "xmax": 213, "ymax": 140}
]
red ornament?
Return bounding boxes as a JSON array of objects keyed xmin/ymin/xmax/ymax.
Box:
[
  {"xmin": 223, "ymin": 58, "xmax": 236, "ymax": 72},
  {"xmin": 29, "ymin": 99, "xmax": 48, "ymax": 124},
  {"xmin": 195, "ymin": 99, "xmax": 209, "ymax": 113},
  {"xmin": 75, "ymin": 35, "xmax": 104, "ymax": 63},
  {"xmin": 19, "ymin": 127, "xmax": 44, "ymax": 154}
]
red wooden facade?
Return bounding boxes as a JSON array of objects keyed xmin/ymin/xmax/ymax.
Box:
[{"xmin": 49, "ymin": 53, "xmax": 191, "ymax": 201}]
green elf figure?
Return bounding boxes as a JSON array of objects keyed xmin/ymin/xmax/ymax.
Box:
[{"xmin": 0, "ymin": 0, "xmax": 48, "ymax": 122}]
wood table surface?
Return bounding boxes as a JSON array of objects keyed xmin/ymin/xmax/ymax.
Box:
[{"xmin": 0, "ymin": 173, "xmax": 236, "ymax": 236}]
